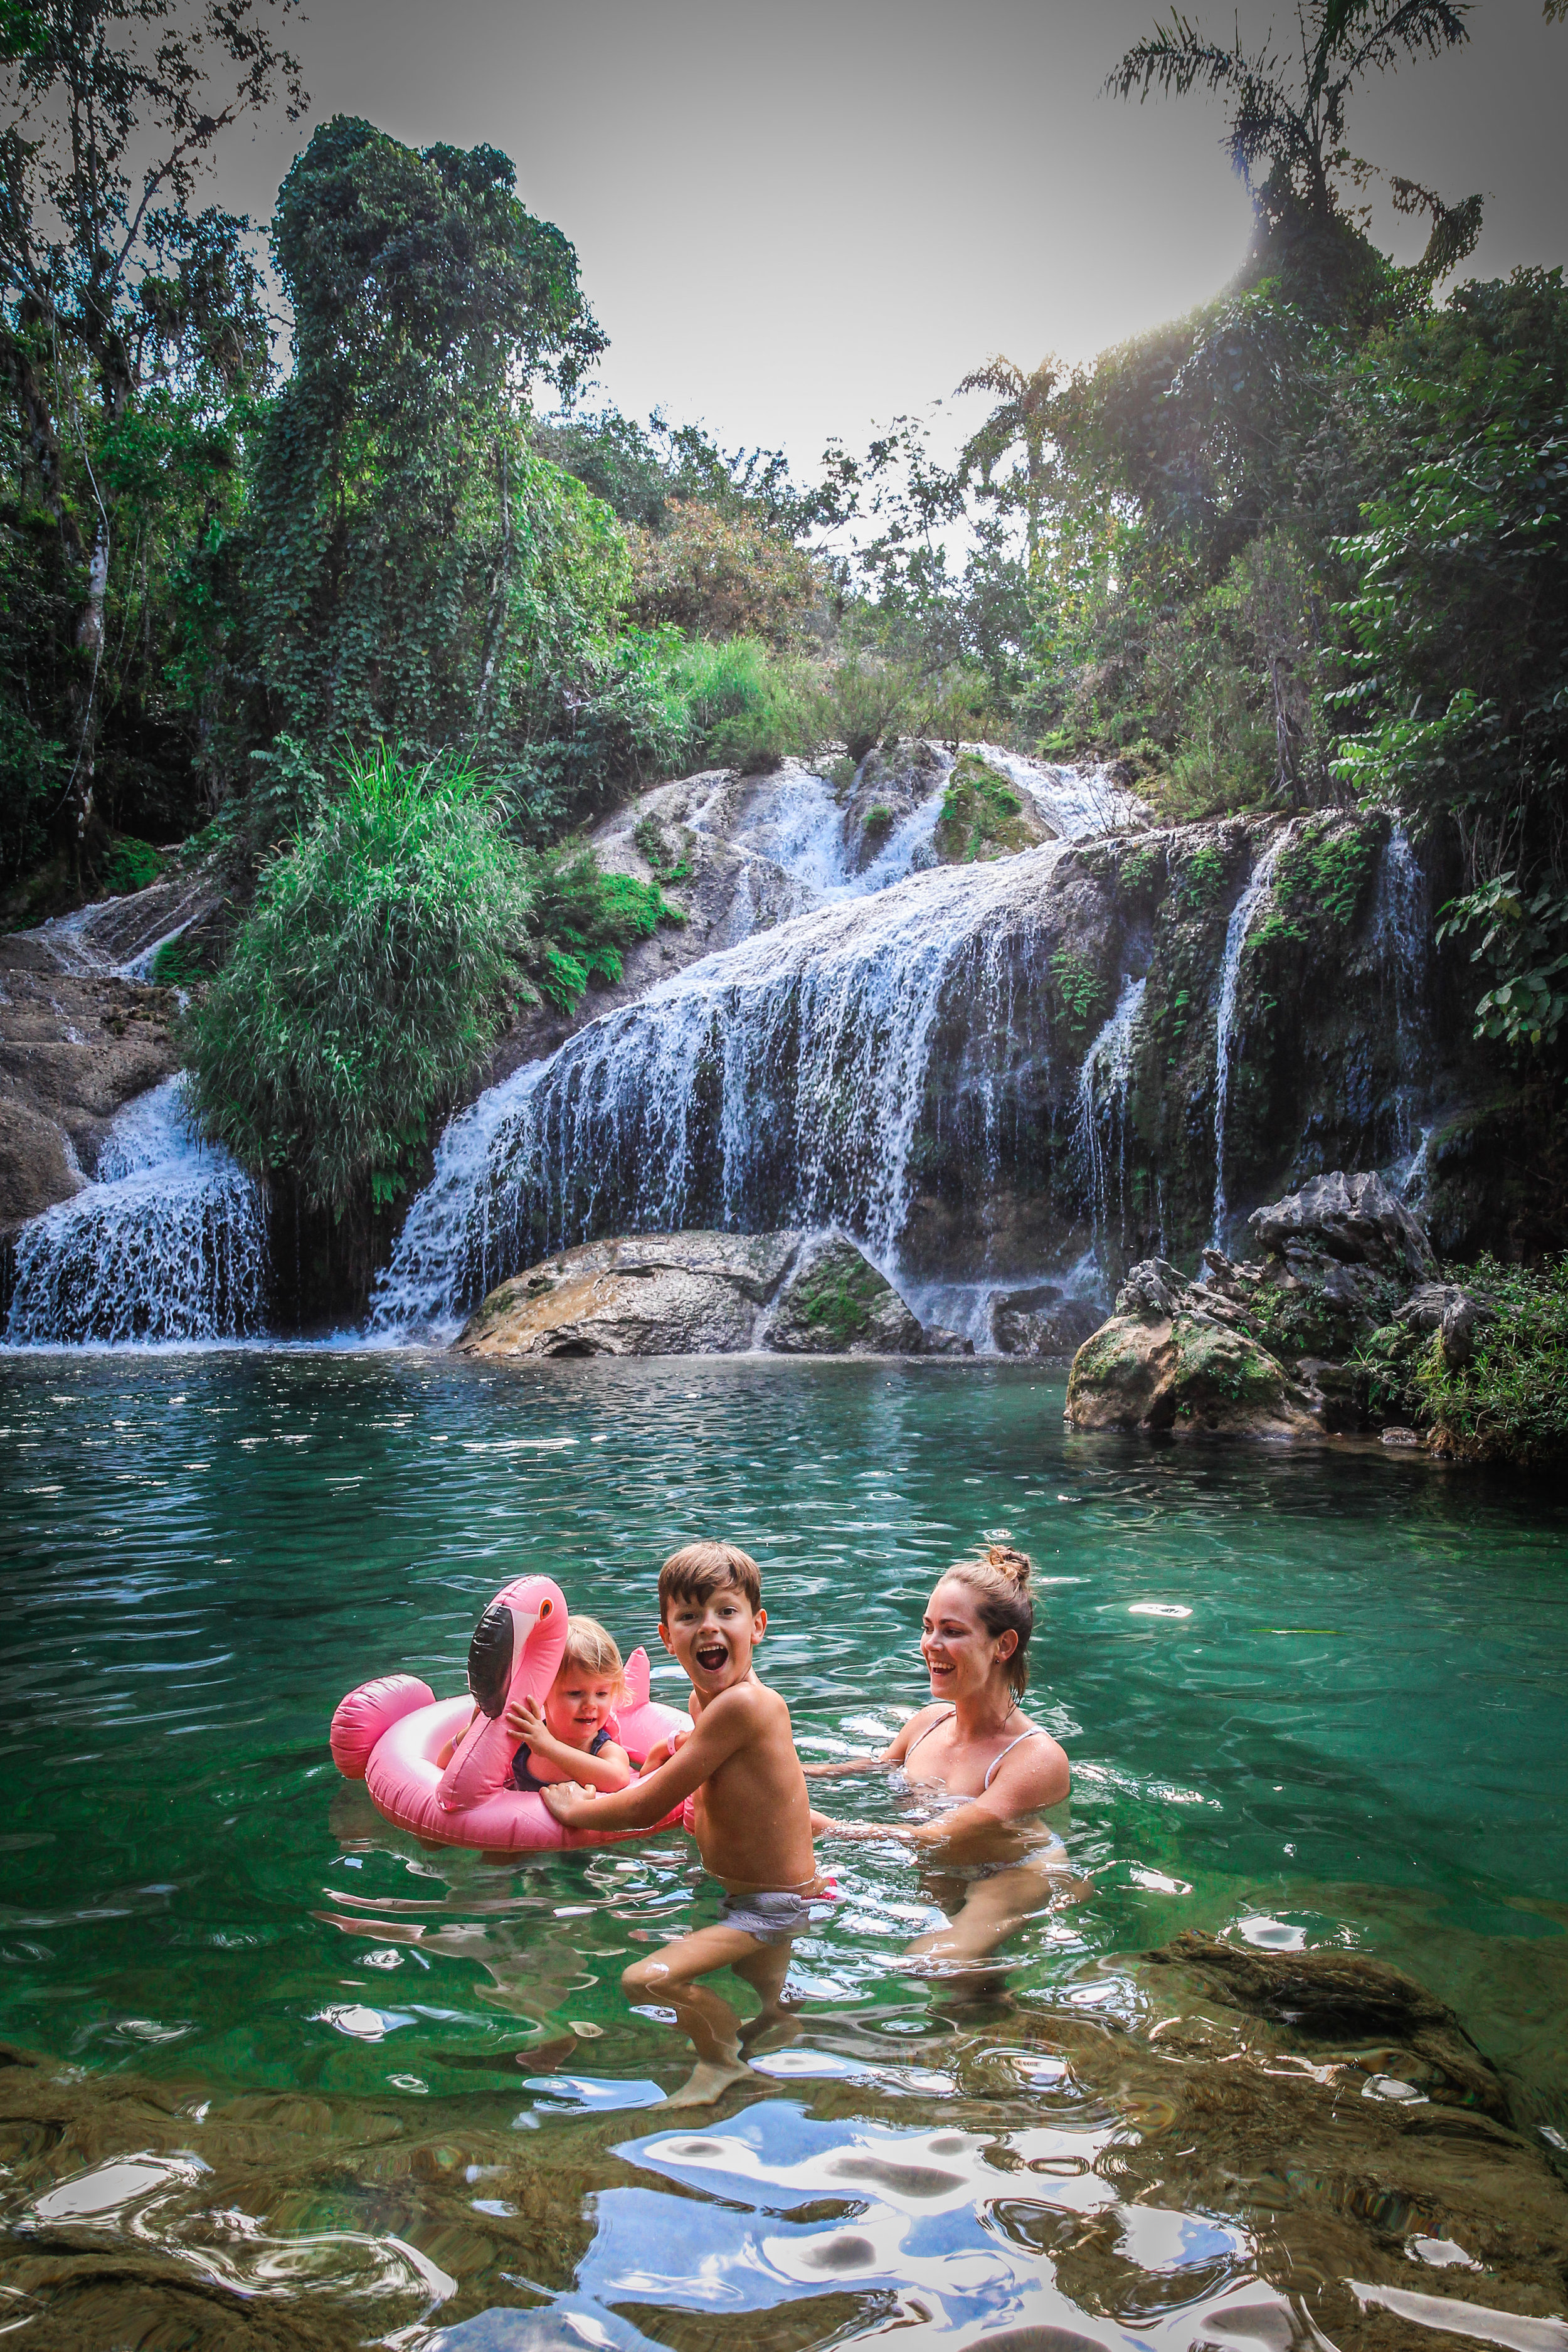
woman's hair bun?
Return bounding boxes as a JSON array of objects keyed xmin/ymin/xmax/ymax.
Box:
[{"xmin": 983, "ymin": 1544, "xmax": 1032, "ymax": 1589}]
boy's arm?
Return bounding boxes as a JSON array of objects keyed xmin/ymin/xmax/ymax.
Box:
[{"xmin": 541, "ymin": 1687, "xmax": 756, "ymax": 1832}]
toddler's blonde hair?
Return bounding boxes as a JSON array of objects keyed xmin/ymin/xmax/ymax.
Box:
[{"xmin": 556, "ymin": 1614, "xmax": 628, "ymax": 1700}]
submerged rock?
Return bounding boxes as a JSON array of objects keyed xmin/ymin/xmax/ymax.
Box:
[{"xmin": 453, "ymin": 1229, "xmax": 934, "ymax": 1359}]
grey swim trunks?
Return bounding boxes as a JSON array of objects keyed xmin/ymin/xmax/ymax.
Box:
[{"xmin": 719, "ymin": 1887, "xmax": 815, "ymax": 1944}]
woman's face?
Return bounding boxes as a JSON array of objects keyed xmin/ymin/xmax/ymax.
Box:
[{"xmin": 921, "ymin": 1577, "xmax": 1014, "ymax": 1703}]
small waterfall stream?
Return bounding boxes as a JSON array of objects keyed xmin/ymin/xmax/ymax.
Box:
[
  {"xmin": 1374, "ymin": 820, "xmax": 1433, "ymax": 1195},
  {"xmin": 4, "ymin": 1079, "xmax": 267, "ymax": 1345},
  {"xmin": 1074, "ymin": 975, "xmax": 1147, "ymax": 1277},
  {"xmin": 1209, "ymin": 825, "xmax": 1293, "ymax": 1249}
]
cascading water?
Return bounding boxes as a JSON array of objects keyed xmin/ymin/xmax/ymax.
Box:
[
  {"xmin": 4, "ymin": 1078, "xmax": 268, "ymax": 1345},
  {"xmin": 1374, "ymin": 820, "xmax": 1432, "ymax": 1194},
  {"xmin": 1074, "ymin": 975, "xmax": 1147, "ymax": 1276},
  {"xmin": 1209, "ymin": 825, "xmax": 1294, "ymax": 1250},
  {"xmin": 371, "ymin": 844, "xmax": 1074, "ymax": 1340}
]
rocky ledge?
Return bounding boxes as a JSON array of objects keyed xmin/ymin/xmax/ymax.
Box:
[
  {"xmin": 1064, "ymin": 1168, "xmax": 1490, "ymax": 1443},
  {"xmin": 453, "ymin": 1229, "xmax": 968, "ymax": 1360}
]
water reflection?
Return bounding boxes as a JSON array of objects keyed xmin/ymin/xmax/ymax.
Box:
[{"xmin": 3, "ymin": 1350, "xmax": 1568, "ymax": 2346}]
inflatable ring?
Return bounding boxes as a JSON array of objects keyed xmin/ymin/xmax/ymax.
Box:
[{"xmin": 329, "ymin": 1574, "xmax": 689, "ymax": 1851}]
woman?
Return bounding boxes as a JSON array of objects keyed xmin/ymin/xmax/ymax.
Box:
[{"xmin": 805, "ymin": 1545, "xmax": 1073, "ymax": 1964}]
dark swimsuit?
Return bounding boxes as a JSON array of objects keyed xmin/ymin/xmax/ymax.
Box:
[{"xmin": 511, "ymin": 1724, "xmax": 612, "ymax": 1793}]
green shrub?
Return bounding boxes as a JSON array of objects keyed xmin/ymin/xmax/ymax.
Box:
[
  {"xmin": 1172, "ymin": 841, "xmax": 1227, "ymax": 912},
  {"xmin": 667, "ymin": 637, "xmax": 813, "ymax": 773},
  {"xmin": 820, "ymin": 657, "xmax": 913, "ymax": 765},
  {"xmin": 862, "ymin": 803, "xmax": 894, "ymax": 835},
  {"xmin": 100, "ymin": 835, "xmax": 162, "ymax": 894},
  {"xmin": 1409, "ymin": 1257, "xmax": 1568, "ymax": 1470},
  {"xmin": 524, "ymin": 845, "xmax": 681, "ymax": 1011},
  {"xmin": 188, "ymin": 746, "xmax": 534, "ymax": 1221}
]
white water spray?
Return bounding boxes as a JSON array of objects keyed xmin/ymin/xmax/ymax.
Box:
[
  {"xmin": 1209, "ymin": 826, "xmax": 1293, "ymax": 1249},
  {"xmin": 1074, "ymin": 975, "xmax": 1147, "ymax": 1274},
  {"xmin": 1374, "ymin": 820, "xmax": 1431, "ymax": 1189},
  {"xmin": 4, "ymin": 1078, "xmax": 267, "ymax": 1345}
]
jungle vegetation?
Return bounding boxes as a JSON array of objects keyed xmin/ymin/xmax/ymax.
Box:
[{"xmin": 3, "ymin": 0, "xmax": 1565, "ymax": 1240}]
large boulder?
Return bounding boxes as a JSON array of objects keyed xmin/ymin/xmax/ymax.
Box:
[
  {"xmin": 1249, "ymin": 1168, "xmax": 1435, "ymax": 1279},
  {"xmin": 453, "ymin": 1230, "xmax": 934, "ymax": 1359},
  {"xmin": 1065, "ymin": 1257, "xmax": 1316, "ymax": 1439}
]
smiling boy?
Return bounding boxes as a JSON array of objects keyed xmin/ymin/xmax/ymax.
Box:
[{"xmin": 540, "ymin": 1540, "xmax": 818, "ymax": 2105}]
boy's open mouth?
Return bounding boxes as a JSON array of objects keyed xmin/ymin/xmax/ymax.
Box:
[{"xmin": 694, "ymin": 1641, "xmax": 729, "ymax": 1673}]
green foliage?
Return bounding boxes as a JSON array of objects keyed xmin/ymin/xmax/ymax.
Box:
[
  {"xmin": 188, "ymin": 746, "xmax": 533, "ymax": 1221},
  {"xmin": 1271, "ymin": 818, "xmax": 1377, "ymax": 931},
  {"xmin": 149, "ymin": 936, "xmax": 207, "ymax": 988},
  {"xmin": 523, "ymin": 847, "xmax": 680, "ymax": 1012},
  {"xmin": 99, "ymin": 835, "xmax": 162, "ymax": 894},
  {"xmin": 820, "ymin": 657, "xmax": 912, "ymax": 766},
  {"xmin": 933, "ymin": 752, "xmax": 1036, "ymax": 864},
  {"xmin": 862, "ymin": 803, "xmax": 894, "ymax": 836},
  {"xmin": 633, "ymin": 813, "xmax": 694, "ymax": 884},
  {"xmin": 1050, "ymin": 945, "xmax": 1108, "ymax": 1039},
  {"xmin": 1410, "ymin": 1257, "xmax": 1568, "ymax": 1468},
  {"xmin": 1173, "ymin": 842, "xmax": 1227, "ymax": 912},
  {"xmin": 1437, "ymin": 874, "xmax": 1568, "ymax": 1060},
  {"xmin": 667, "ymin": 636, "xmax": 813, "ymax": 774}
]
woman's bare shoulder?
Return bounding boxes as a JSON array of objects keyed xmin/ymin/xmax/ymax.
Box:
[{"xmin": 992, "ymin": 1721, "xmax": 1070, "ymax": 1808}]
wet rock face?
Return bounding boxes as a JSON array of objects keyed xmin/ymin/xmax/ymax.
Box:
[
  {"xmin": 0, "ymin": 936, "xmax": 179, "ymax": 1237},
  {"xmin": 453, "ymin": 1230, "xmax": 933, "ymax": 1359},
  {"xmin": 1249, "ymin": 1168, "xmax": 1435, "ymax": 1278},
  {"xmin": 1064, "ymin": 1173, "xmax": 1443, "ymax": 1443}
]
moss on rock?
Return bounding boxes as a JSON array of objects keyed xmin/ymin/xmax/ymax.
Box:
[{"xmin": 933, "ymin": 754, "xmax": 1047, "ymax": 864}]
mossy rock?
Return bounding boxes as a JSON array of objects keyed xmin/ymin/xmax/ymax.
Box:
[
  {"xmin": 933, "ymin": 754, "xmax": 1047, "ymax": 865},
  {"xmin": 768, "ymin": 1236, "xmax": 923, "ymax": 1353}
]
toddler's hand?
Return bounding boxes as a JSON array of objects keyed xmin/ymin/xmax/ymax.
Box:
[
  {"xmin": 638, "ymin": 1725, "xmax": 691, "ymax": 1773},
  {"xmin": 504, "ymin": 1691, "xmax": 546, "ymax": 1741}
]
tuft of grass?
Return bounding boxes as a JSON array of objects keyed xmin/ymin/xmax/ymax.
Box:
[
  {"xmin": 668, "ymin": 637, "xmax": 814, "ymax": 774},
  {"xmin": 862, "ymin": 803, "xmax": 894, "ymax": 836}
]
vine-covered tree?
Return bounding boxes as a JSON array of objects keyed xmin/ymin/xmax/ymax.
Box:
[{"xmin": 0, "ymin": 0, "xmax": 304, "ymax": 877}]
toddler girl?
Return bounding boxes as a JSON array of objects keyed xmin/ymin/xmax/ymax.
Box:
[{"xmin": 504, "ymin": 1614, "xmax": 635, "ymax": 1794}]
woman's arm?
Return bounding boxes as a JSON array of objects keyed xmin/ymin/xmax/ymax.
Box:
[
  {"xmin": 812, "ymin": 1729, "xmax": 1071, "ymax": 1859},
  {"xmin": 800, "ymin": 1754, "xmax": 887, "ymax": 1781}
]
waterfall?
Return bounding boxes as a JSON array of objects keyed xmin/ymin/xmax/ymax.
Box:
[
  {"xmin": 1209, "ymin": 826, "xmax": 1293, "ymax": 1249},
  {"xmin": 1074, "ymin": 975, "xmax": 1147, "ymax": 1275},
  {"xmin": 4, "ymin": 1079, "xmax": 268, "ymax": 1345},
  {"xmin": 1374, "ymin": 821, "xmax": 1431, "ymax": 1191},
  {"xmin": 371, "ymin": 844, "xmax": 1072, "ymax": 1340}
]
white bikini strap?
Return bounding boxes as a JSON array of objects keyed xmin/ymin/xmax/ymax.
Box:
[{"xmin": 983, "ymin": 1728, "xmax": 1046, "ymax": 1789}]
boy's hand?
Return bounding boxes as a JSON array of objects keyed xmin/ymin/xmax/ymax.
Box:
[
  {"xmin": 541, "ymin": 1782, "xmax": 596, "ymax": 1826},
  {"xmin": 504, "ymin": 1691, "xmax": 547, "ymax": 1743}
]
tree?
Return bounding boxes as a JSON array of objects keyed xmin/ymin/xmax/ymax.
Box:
[
  {"xmin": 1106, "ymin": 3, "xmax": 1480, "ymax": 319},
  {"xmin": 228, "ymin": 119, "xmax": 685, "ymax": 834},
  {"xmin": 0, "ymin": 0, "xmax": 304, "ymax": 877},
  {"xmin": 954, "ymin": 355, "xmax": 1058, "ymax": 577}
]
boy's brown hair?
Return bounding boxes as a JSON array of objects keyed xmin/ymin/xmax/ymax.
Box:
[{"xmin": 658, "ymin": 1541, "xmax": 762, "ymax": 1619}]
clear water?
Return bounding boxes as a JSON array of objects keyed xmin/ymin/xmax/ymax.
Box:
[{"xmin": 3, "ymin": 1351, "xmax": 1567, "ymax": 2347}]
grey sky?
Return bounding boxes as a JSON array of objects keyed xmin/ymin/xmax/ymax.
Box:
[{"xmin": 219, "ymin": 0, "xmax": 1567, "ymax": 472}]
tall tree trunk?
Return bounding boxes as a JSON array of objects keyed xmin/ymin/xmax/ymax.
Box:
[{"xmin": 68, "ymin": 516, "xmax": 109, "ymax": 887}]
